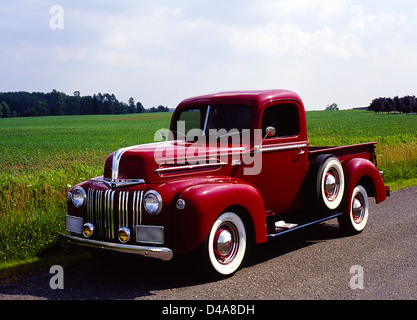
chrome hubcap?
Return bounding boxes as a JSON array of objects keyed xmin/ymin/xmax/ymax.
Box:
[
  {"xmin": 324, "ymin": 170, "xmax": 339, "ymax": 201},
  {"xmin": 216, "ymin": 229, "xmax": 233, "ymax": 256},
  {"xmin": 213, "ymin": 223, "xmax": 239, "ymax": 264},
  {"xmin": 352, "ymin": 196, "xmax": 364, "ymax": 224}
]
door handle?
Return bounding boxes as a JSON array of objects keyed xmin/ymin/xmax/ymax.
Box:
[{"xmin": 297, "ymin": 150, "xmax": 305, "ymax": 155}]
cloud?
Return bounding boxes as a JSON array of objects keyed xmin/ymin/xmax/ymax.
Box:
[
  {"xmin": 276, "ymin": 0, "xmax": 352, "ymax": 17},
  {"xmin": 1, "ymin": 1, "xmax": 417, "ymax": 110}
]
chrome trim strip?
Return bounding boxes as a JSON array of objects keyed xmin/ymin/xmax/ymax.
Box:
[
  {"xmin": 259, "ymin": 142, "xmax": 308, "ymax": 153},
  {"xmin": 103, "ymin": 190, "xmax": 108, "ymax": 238},
  {"xmin": 132, "ymin": 191, "xmax": 143, "ymax": 229},
  {"xmin": 161, "ymin": 148, "xmax": 247, "ymax": 165},
  {"xmin": 139, "ymin": 191, "xmax": 143, "ymax": 225},
  {"xmin": 97, "ymin": 190, "xmax": 103, "ymax": 236},
  {"xmin": 103, "ymin": 178, "xmax": 145, "ymax": 189},
  {"xmin": 117, "ymin": 191, "xmax": 129, "ymax": 228},
  {"xmin": 87, "ymin": 189, "xmax": 93, "ymax": 223},
  {"xmin": 104, "ymin": 190, "xmax": 115, "ymax": 239},
  {"xmin": 118, "ymin": 191, "xmax": 122, "ymax": 228},
  {"xmin": 118, "ymin": 192, "xmax": 123, "ymax": 228},
  {"xmin": 105, "ymin": 190, "xmax": 110, "ymax": 238},
  {"xmin": 59, "ymin": 233, "xmax": 173, "ymax": 261},
  {"xmin": 110, "ymin": 190, "xmax": 115, "ymax": 238},
  {"xmin": 111, "ymin": 147, "xmax": 132, "ymax": 181},
  {"xmin": 122, "ymin": 192, "xmax": 126, "ymax": 227},
  {"xmin": 132, "ymin": 190, "xmax": 137, "ymax": 228},
  {"xmin": 125, "ymin": 191, "xmax": 129, "ymax": 228},
  {"xmin": 110, "ymin": 141, "xmax": 173, "ymax": 186},
  {"xmin": 155, "ymin": 162, "xmax": 227, "ymax": 173}
]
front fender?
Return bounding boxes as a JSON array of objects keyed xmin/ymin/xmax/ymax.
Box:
[
  {"xmin": 170, "ymin": 180, "xmax": 267, "ymax": 253},
  {"xmin": 343, "ymin": 158, "xmax": 387, "ymax": 205}
]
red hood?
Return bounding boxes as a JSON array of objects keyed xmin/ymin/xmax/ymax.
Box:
[{"xmin": 103, "ymin": 140, "xmax": 248, "ymax": 184}]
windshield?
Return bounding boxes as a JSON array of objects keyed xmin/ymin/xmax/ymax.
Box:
[{"xmin": 173, "ymin": 105, "xmax": 252, "ymax": 141}]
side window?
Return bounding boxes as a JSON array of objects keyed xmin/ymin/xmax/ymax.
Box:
[{"xmin": 261, "ymin": 103, "xmax": 300, "ymax": 138}]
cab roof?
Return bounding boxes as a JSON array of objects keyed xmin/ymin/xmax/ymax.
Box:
[{"xmin": 176, "ymin": 89, "xmax": 303, "ymax": 110}]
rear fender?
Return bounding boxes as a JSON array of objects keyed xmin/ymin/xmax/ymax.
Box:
[
  {"xmin": 170, "ymin": 182, "xmax": 267, "ymax": 253},
  {"xmin": 343, "ymin": 158, "xmax": 387, "ymax": 206}
]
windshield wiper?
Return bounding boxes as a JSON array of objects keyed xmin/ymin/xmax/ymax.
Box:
[{"xmin": 202, "ymin": 105, "xmax": 211, "ymax": 136}]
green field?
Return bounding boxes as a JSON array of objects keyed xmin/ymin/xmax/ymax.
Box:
[{"xmin": 0, "ymin": 110, "xmax": 416, "ymax": 270}]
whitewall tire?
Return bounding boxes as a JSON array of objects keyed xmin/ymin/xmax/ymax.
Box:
[
  {"xmin": 315, "ymin": 155, "xmax": 345, "ymax": 211},
  {"xmin": 338, "ymin": 185, "xmax": 369, "ymax": 233},
  {"xmin": 203, "ymin": 212, "xmax": 247, "ymax": 276}
]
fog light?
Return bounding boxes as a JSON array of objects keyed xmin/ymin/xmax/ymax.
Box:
[
  {"xmin": 82, "ymin": 223, "xmax": 94, "ymax": 238},
  {"xmin": 118, "ymin": 227, "xmax": 131, "ymax": 243}
]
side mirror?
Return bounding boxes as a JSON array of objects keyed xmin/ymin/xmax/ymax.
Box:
[
  {"xmin": 259, "ymin": 126, "xmax": 276, "ymax": 148},
  {"xmin": 265, "ymin": 126, "xmax": 276, "ymax": 137}
]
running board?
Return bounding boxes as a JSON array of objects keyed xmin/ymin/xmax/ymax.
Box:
[{"xmin": 267, "ymin": 212, "xmax": 343, "ymax": 238}]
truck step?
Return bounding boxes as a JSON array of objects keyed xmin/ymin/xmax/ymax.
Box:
[
  {"xmin": 267, "ymin": 212, "xmax": 343, "ymax": 238},
  {"xmin": 274, "ymin": 221, "xmax": 298, "ymax": 233}
]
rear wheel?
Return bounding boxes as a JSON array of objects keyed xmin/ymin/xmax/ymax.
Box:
[
  {"xmin": 338, "ymin": 185, "xmax": 369, "ymax": 234},
  {"xmin": 312, "ymin": 155, "xmax": 345, "ymax": 211},
  {"xmin": 202, "ymin": 212, "xmax": 247, "ymax": 276}
]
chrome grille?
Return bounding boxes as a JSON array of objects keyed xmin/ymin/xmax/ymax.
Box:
[
  {"xmin": 118, "ymin": 191, "xmax": 129, "ymax": 228},
  {"xmin": 103, "ymin": 190, "xmax": 115, "ymax": 239},
  {"xmin": 87, "ymin": 188, "xmax": 143, "ymax": 240},
  {"xmin": 132, "ymin": 191, "xmax": 144, "ymax": 226}
]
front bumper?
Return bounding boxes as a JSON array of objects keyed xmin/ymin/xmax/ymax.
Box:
[{"xmin": 59, "ymin": 233, "xmax": 173, "ymax": 261}]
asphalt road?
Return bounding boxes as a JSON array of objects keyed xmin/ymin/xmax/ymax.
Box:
[{"xmin": 0, "ymin": 186, "xmax": 416, "ymax": 301}]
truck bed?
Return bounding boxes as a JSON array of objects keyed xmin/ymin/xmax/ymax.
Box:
[{"xmin": 308, "ymin": 142, "xmax": 378, "ymax": 165}]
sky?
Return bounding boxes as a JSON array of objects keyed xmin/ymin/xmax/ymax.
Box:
[{"xmin": 1, "ymin": 0, "xmax": 417, "ymax": 110}]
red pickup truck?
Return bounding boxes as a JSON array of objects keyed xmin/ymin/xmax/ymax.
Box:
[{"xmin": 61, "ymin": 89, "xmax": 390, "ymax": 276}]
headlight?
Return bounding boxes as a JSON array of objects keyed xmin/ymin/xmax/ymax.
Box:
[
  {"xmin": 71, "ymin": 187, "xmax": 87, "ymax": 208},
  {"xmin": 143, "ymin": 190, "xmax": 162, "ymax": 215}
]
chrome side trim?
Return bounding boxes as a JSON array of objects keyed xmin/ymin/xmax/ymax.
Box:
[
  {"xmin": 259, "ymin": 142, "xmax": 308, "ymax": 154},
  {"xmin": 155, "ymin": 162, "xmax": 227, "ymax": 173},
  {"xmin": 59, "ymin": 233, "xmax": 173, "ymax": 261}
]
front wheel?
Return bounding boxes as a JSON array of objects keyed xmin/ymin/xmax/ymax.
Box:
[
  {"xmin": 338, "ymin": 185, "xmax": 369, "ymax": 234},
  {"xmin": 202, "ymin": 212, "xmax": 247, "ymax": 276}
]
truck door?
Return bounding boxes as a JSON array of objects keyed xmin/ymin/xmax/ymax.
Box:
[{"xmin": 253, "ymin": 101, "xmax": 308, "ymax": 214}]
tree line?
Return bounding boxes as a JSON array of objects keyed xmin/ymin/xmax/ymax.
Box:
[
  {"xmin": 0, "ymin": 90, "xmax": 171, "ymax": 118},
  {"xmin": 368, "ymin": 95, "xmax": 417, "ymax": 114}
]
